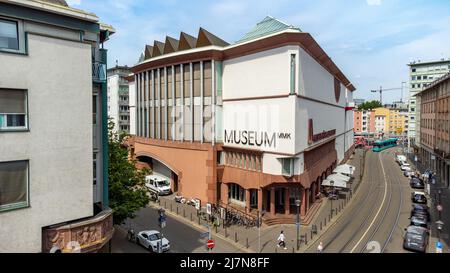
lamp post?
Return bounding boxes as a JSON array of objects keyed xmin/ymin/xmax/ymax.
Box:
[
  {"xmin": 295, "ymin": 198, "xmax": 301, "ymax": 250},
  {"xmin": 330, "ymin": 180, "xmax": 335, "ymax": 217}
]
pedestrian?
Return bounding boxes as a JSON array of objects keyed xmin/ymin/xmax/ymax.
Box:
[
  {"xmin": 277, "ymin": 230, "xmax": 287, "ymax": 250},
  {"xmin": 317, "ymin": 242, "xmax": 324, "ymax": 253}
]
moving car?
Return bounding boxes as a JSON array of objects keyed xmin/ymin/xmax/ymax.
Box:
[
  {"xmin": 403, "ymin": 226, "xmax": 429, "ymax": 253},
  {"xmin": 410, "ymin": 177, "xmax": 425, "ymax": 189},
  {"xmin": 410, "ymin": 204, "xmax": 430, "ymax": 221},
  {"xmin": 410, "ymin": 214, "xmax": 429, "ymax": 229},
  {"xmin": 411, "ymin": 191, "xmax": 427, "ymax": 204},
  {"xmin": 136, "ymin": 230, "xmax": 170, "ymax": 252},
  {"xmin": 145, "ymin": 174, "xmax": 172, "ymax": 196}
]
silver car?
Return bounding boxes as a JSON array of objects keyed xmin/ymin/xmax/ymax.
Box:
[{"xmin": 137, "ymin": 230, "xmax": 170, "ymax": 252}]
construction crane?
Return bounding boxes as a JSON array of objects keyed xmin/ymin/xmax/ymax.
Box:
[{"xmin": 371, "ymin": 82, "xmax": 406, "ymax": 105}]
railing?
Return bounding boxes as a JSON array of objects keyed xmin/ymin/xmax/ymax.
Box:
[
  {"xmin": 93, "ymin": 62, "xmax": 107, "ymax": 82},
  {"xmin": 42, "ymin": 208, "xmax": 114, "ymax": 253}
]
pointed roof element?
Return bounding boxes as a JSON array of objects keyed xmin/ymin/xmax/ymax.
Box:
[
  {"xmin": 236, "ymin": 16, "xmax": 301, "ymax": 43},
  {"xmin": 144, "ymin": 45, "xmax": 153, "ymax": 60},
  {"xmin": 138, "ymin": 52, "xmax": 145, "ymax": 63},
  {"xmin": 196, "ymin": 27, "xmax": 229, "ymax": 48},
  {"xmin": 178, "ymin": 32, "xmax": 198, "ymax": 51},
  {"xmin": 163, "ymin": 36, "xmax": 179, "ymax": 54},
  {"xmin": 152, "ymin": 40, "xmax": 165, "ymax": 57}
]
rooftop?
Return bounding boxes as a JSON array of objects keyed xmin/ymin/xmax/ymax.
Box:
[
  {"xmin": 415, "ymin": 72, "xmax": 450, "ymax": 96},
  {"xmin": 408, "ymin": 58, "xmax": 450, "ymax": 67}
]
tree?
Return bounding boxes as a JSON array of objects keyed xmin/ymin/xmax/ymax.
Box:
[
  {"xmin": 108, "ymin": 120, "xmax": 150, "ymax": 225},
  {"xmin": 358, "ymin": 100, "xmax": 382, "ymax": 111}
]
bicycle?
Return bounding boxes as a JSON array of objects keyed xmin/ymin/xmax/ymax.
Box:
[{"xmin": 127, "ymin": 228, "xmax": 137, "ymax": 243}]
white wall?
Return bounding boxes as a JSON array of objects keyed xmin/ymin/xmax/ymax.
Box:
[
  {"xmin": 223, "ymin": 46, "xmax": 296, "ymax": 99},
  {"xmin": 0, "ymin": 34, "xmax": 93, "ymax": 252},
  {"xmin": 107, "ymin": 75, "xmax": 120, "ymax": 131}
]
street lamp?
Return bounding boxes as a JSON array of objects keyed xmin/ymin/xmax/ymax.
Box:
[
  {"xmin": 330, "ymin": 180, "xmax": 335, "ymax": 217},
  {"xmin": 295, "ymin": 198, "xmax": 301, "ymax": 250},
  {"xmin": 436, "ymin": 220, "xmax": 444, "ymax": 246}
]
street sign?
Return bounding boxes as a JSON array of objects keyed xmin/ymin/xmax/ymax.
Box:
[
  {"xmin": 206, "ymin": 203, "xmax": 212, "ymax": 215},
  {"xmin": 220, "ymin": 207, "xmax": 226, "ymax": 220},
  {"xmin": 436, "ymin": 241, "xmax": 443, "ymax": 253},
  {"xmin": 207, "ymin": 239, "xmax": 215, "ymax": 249},
  {"xmin": 195, "ymin": 199, "xmax": 201, "ymax": 211},
  {"xmin": 437, "ymin": 205, "xmax": 443, "ymax": 212}
]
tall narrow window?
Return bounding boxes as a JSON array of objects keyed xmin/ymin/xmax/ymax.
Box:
[
  {"xmin": 0, "ymin": 160, "xmax": 29, "ymax": 212},
  {"xmin": 0, "ymin": 89, "xmax": 27, "ymax": 131},
  {"xmin": 290, "ymin": 54, "xmax": 296, "ymax": 95}
]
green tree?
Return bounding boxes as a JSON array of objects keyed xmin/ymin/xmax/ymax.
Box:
[
  {"xmin": 358, "ymin": 100, "xmax": 382, "ymax": 111},
  {"xmin": 108, "ymin": 120, "xmax": 150, "ymax": 225}
]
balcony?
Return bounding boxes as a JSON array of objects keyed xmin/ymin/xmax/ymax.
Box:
[{"xmin": 42, "ymin": 208, "xmax": 114, "ymax": 253}]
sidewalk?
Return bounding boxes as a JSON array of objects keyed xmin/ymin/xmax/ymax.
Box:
[{"xmin": 153, "ymin": 149, "xmax": 366, "ymax": 253}]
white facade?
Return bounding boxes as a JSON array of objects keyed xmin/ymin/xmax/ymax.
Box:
[
  {"xmin": 129, "ymin": 79, "xmax": 136, "ymax": 135},
  {"xmin": 107, "ymin": 66, "xmax": 131, "ymax": 133},
  {"xmin": 0, "ymin": 34, "xmax": 93, "ymax": 252},
  {"xmin": 222, "ymin": 45, "xmax": 354, "ymax": 176}
]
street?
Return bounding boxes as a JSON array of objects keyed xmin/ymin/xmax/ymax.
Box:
[
  {"xmin": 111, "ymin": 206, "xmax": 245, "ymax": 253},
  {"xmin": 305, "ymin": 148, "xmax": 415, "ymax": 253}
]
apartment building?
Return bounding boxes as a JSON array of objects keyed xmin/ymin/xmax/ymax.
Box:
[
  {"xmin": 127, "ymin": 16, "xmax": 355, "ymax": 224},
  {"xmin": 417, "ymin": 73, "xmax": 450, "ymax": 188},
  {"xmin": 107, "ymin": 65, "xmax": 131, "ymax": 133},
  {"xmin": 408, "ymin": 59, "xmax": 450, "ymax": 150},
  {"xmin": 353, "ymin": 110, "xmax": 375, "ymax": 135},
  {"xmin": 0, "ymin": 0, "xmax": 114, "ymax": 252}
]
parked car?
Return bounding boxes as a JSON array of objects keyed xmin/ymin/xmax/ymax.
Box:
[
  {"xmin": 411, "ymin": 191, "xmax": 427, "ymax": 204},
  {"xmin": 403, "ymin": 170, "xmax": 415, "ymax": 177},
  {"xmin": 403, "ymin": 225, "xmax": 429, "ymax": 253},
  {"xmin": 411, "ymin": 204, "xmax": 430, "ymax": 221},
  {"xmin": 136, "ymin": 230, "xmax": 170, "ymax": 252},
  {"xmin": 410, "ymin": 214, "xmax": 429, "ymax": 229},
  {"xmin": 396, "ymin": 155, "xmax": 407, "ymax": 164},
  {"xmin": 145, "ymin": 174, "xmax": 172, "ymax": 196},
  {"xmin": 401, "ymin": 163, "xmax": 412, "ymax": 171},
  {"xmin": 410, "ymin": 177, "xmax": 425, "ymax": 189}
]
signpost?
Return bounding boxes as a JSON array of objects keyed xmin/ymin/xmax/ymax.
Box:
[{"xmin": 206, "ymin": 203, "xmax": 212, "ymax": 215}]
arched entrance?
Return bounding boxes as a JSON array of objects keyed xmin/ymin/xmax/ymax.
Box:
[{"xmin": 136, "ymin": 155, "xmax": 179, "ymax": 194}]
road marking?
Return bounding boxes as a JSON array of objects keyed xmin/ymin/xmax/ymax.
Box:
[{"xmin": 350, "ymin": 152, "xmax": 388, "ymax": 253}]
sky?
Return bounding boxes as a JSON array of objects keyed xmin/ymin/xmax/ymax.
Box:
[{"xmin": 67, "ymin": 0, "xmax": 450, "ymax": 104}]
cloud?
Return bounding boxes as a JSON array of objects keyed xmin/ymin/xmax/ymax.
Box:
[
  {"xmin": 66, "ymin": 0, "xmax": 81, "ymax": 6},
  {"xmin": 366, "ymin": 0, "xmax": 382, "ymax": 6}
]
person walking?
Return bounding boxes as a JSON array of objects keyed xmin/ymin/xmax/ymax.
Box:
[
  {"xmin": 277, "ymin": 230, "xmax": 287, "ymax": 250},
  {"xmin": 317, "ymin": 242, "xmax": 324, "ymax": 253}
]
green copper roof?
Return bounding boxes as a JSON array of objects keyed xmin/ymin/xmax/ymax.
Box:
[{"xmin": 236, "ymin": 16, "xmax": 301, "ymax": 43}]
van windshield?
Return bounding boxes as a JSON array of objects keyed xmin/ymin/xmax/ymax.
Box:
[{"xmin": 157, "ymin": 180, "xmax": 170, "ymax": 187}]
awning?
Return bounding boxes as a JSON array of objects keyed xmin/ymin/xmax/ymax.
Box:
[
  {"xmin": 321, "ymin": 178, "xmax": 347, "ymax": 189},
  {"xmin": 333, "ymin": 164, "xmax": 356, "ymax": 175},
  {"xmin": 327, "ymin": 173, "xmax": 351, "ymax": 182}
]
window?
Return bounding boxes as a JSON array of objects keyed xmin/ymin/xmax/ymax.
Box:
[
  {"xmin": 228, "ymin": 183, "xmax": 245, "ymax": 204},
  {"xmin": 0, "ymin": 160, "xmax": 29, "ymax": 212},
  {"xmin": 281, "ymin": 158, "xmax": 294, "ymax": 177},
  {"xmin": 412, "ymin": 68, "xmax": 416, "ymax": 72},
  {"xmin": 417, "ymin": 76, "xmax": 422, "ymax": 80},
  {"xmin": 0, "ymin": 19, "xmax": 18, "ymax": 51},
  {"xmin": 290, "ymin": 54, "xmax": 296, "ymax": 95},
  {"xmin": 0, "ymin": 89, "xmax": 27, "ymax": 131},
  {"xmin": 411, "ymin": 76, "xmax": 416, "ymax": 81},
  {"xmin": 93, "ymin": 153, "xmax": 97, "ymax": 186}
]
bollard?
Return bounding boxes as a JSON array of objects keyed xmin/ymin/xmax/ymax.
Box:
[
  {"xmin": 183, "ymin": 209, "xmax": 185, "ymax": 218},
  {"xmin": 235, "ymin": 232, "xmax": 238, "ymax": 243},
  {"xmin": 304, "ymin": 233, "xmax": 308, "ymax": 245},
  {"xmin": 176, "ymin": 206, "xmax": 179, "ymax": 215},
  {"xmin": 324, "ymin": 217, "xmax": 327, "ymax": 226},
  {"xmin": 320, "ymin": 221, "xmax": 322, "ymax": 230},
  {"xmin": 246, "ymin": 238, "xmax": 249, "ymax": 248},
  {"xmin": 310, "ymin": 230, "xmax": 313, "ymax": 239},
  {"xmin": 225, "ymin": 227, "xmax": 228, "ymax": 238},
  {"xmin": 292, "ymin": 247, "xmax": 295, "ymax": 253},
  {"xmin": 190, "ymin": 212, "xmax": 193, "ymax": 222}
]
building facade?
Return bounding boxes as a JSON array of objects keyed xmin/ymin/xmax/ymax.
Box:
[
  {"xmin": 128, "ymin": 17, "xmax": 355, "ymax": 224},
  {"xmin": 107, "ymin": 65, "xmax": 131, "ymax": 133},
  {"xmin": 353, "ymin": 110, "xmax": 375, "ymax": 136},
  {"xmin": 0, "ymin": 0, "xmax": 114, "ymax": 252},
  {"xmin": 408, "ymin": 59, "xmax": 450, "ymax": 150},
  {"xmin": 417, "ymin": 73, "xmax": 450, "ymax": 188}
]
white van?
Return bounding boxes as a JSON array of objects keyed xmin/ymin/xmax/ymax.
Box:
[
  {"xmin": 396, "ymin": 155, "xmax": 407, "ymax": 165},
  {"xmin": 145, "ymin": 174, "xmax": 172, "ymax": 196}
]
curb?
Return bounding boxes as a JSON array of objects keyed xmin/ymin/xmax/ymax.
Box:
[{"xmin": 148, "ymin": 202, "xmax": 252, "ymax": 253}]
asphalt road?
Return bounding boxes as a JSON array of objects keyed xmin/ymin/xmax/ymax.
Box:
[
  {"xmin": 111, "ymin": 206, "xmax": 244, "ymax": 253},
  {"xmin": 305, "ymin": 148, "xmax": 415, "ymax": 253}
]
